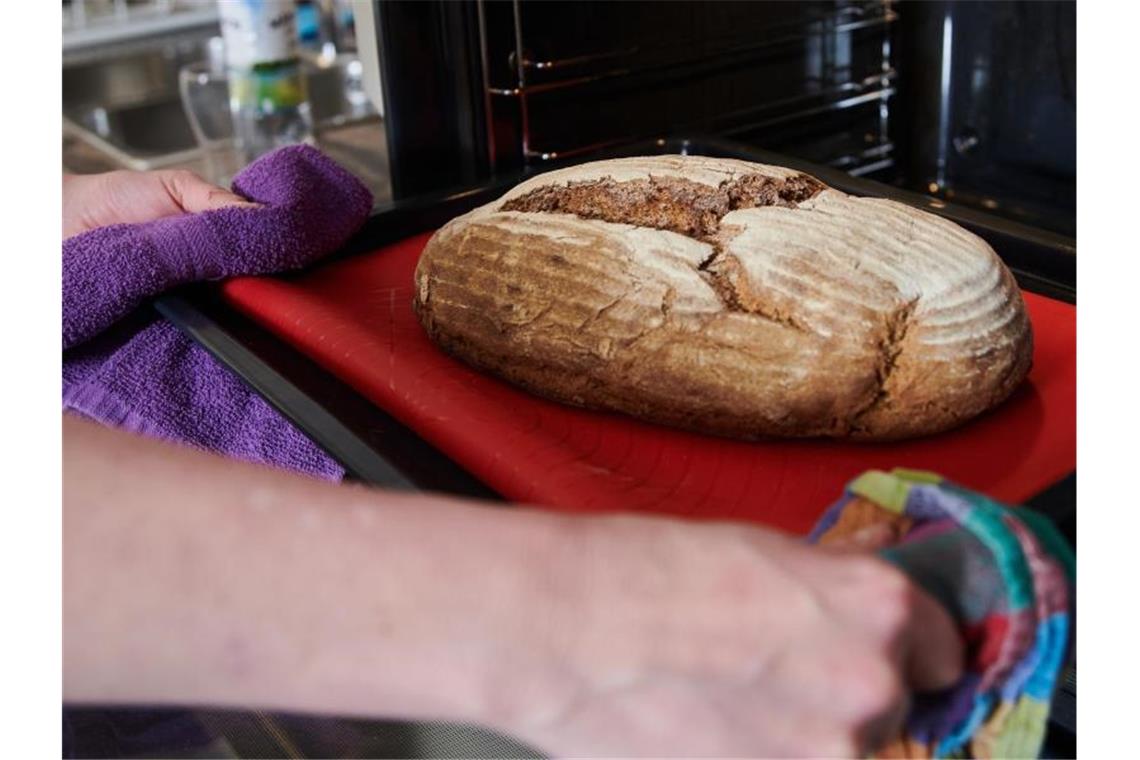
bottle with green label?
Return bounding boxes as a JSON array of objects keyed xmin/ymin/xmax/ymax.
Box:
[{"xmin": 217, "ymin": 0, "xmax": 314, "ymax": 163}]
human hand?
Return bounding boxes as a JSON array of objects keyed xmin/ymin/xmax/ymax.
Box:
[
  {"xmin": 63, "ymin": 169, "xmax": 258, "ymax": 239},
  {"xmin": 490, "ymin": 515, "xmax": 964, "ymax": 758}
]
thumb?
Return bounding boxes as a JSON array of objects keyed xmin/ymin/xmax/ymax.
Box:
[
  {"xmin": 161, "ymin": 169, "xmax": 261, "ymax": 214},
  {"xmin": 819, "ymin": 522, "xmax": 898, "ymax": 552}
]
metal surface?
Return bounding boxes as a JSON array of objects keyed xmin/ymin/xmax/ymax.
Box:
[
  {"xmin": 487, "ymin": 10, "xmax": 897, "ymax": 99},
  {"xmin": 64, "ymin": 37, "xmax": 378, "ymax": 171},
  {"xmin": 63, "ymin": 706, "xmax": 542, "ymax": 759},
  {"xmin": 373, "ymin": 1, "xmax": 901, "ymax": 197},
  {"xmin": 894, "ymin": 1, "xmax": 1076, "ymax": 236},
  {"xmin": 371, "ymin": 0, "xmax": 489, "ymax": 198},
  {"xmin": 480, "ymin": 0, "xmax": 899, "ymax": 176}
]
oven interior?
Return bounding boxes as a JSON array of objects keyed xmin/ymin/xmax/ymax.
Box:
[{"xmin": 374, "ymin": 0, "xmax": 1075, "ymax": 237}]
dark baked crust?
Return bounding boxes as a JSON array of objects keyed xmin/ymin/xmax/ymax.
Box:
[{"xmin": 500, "ymin": 173, "xmax": 824, "ymax": 242}]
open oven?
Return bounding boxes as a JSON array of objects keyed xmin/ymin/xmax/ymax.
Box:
[
  {"xmin": 371, "ymin": 0, "xmax": 1074, "ymax": 238},
  {"xmin": 63, "ymin": 2, "xmax": 1076, "ymax": 757}
]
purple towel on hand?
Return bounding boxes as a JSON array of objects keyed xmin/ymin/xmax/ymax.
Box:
[
  {"xmin": 63, "ymin": 145, "xmax": 372, "ymax": 349},
  {"xmin": 63, "ymin": 145, "xmax": 373, "ymax": 479}
]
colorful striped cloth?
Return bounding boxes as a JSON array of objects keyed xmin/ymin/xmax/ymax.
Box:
[{"xmin": 809, "ymin": 469, "xmax": 1075, "ymax": 759}]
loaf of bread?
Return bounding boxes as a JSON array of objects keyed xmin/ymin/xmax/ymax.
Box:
[{"xmin": 413, "ymin": 156, "xmax": 1032, "ymax": 440}]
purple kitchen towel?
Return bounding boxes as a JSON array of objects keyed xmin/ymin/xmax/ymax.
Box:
[
  {"xmin": 62, "ymin": 145, "xmax": 373, "ymax": 479},
  {"xmin": 64, "ymin": 144, "xmax": 372, "ymax": 349}
]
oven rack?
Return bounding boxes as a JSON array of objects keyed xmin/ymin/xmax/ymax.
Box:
[
  {"xmin": 478, "ymin": 0, "xmax": 898, "ymax": 174},
  {"xmin": 491, "ymin": 1, "xmax": 896, "ymax": 90}
]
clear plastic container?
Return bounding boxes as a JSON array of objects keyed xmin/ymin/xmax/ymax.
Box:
[{"xmin": 216, "ymin": 0, "xmax": 314, "ymax": 164}]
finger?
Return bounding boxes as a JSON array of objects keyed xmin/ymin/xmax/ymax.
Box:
[
  {"xmin": 161, "ymin": 170, "xmax": 261, "ymax": 214},
  {"xmin": 857, "ymin": 687, "xmax": 910, "ymax": 758},
  {"xmin": 819, "ymin": 522, "xmax": 898, "ymax": 552},
  {"xmin": 902, "ymin": 586, "xmax": 965, "ymax": 692}
]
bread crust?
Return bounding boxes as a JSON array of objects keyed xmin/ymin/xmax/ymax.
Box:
[{"xmin": 413, "ymin": 156, "xmax": 1033, "ymax": 440}]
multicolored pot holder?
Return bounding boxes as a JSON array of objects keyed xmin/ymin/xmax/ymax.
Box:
[{"xmin": 809, "ymin": 469, "xmax": 1075, "ymax": 759}]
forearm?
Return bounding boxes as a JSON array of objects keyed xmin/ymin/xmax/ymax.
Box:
[
  {"xmin": 62, "ymin": 416, "xmax": 964, "ymax": 756},
  {"xmin": 63, "ymin": 415, "xmax": 575, "ymax": 725}
]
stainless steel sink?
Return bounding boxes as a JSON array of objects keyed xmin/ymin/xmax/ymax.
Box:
[{"xmin": 63, "ymin": 32, "xmax": 378, "ymax": 170}]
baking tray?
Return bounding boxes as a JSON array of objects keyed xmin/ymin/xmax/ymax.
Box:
[
  {"xmin": 205, "ymin": 234, "xmax": 1070, "ymax": 541},
  {"xmin": 154, "ymin": 136, "xmax": 1076, "ymax": 746},
  {"xmin": 156, "ymin": 137, "xmax": 1076, "ymax": 518}
]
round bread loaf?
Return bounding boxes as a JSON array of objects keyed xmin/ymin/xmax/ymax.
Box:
[{"xmin": 413, "ymin": 156, "xmax": 1032, "ymax": 440}]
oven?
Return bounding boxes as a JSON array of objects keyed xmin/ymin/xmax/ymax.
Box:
[
  {"xmin": 63, "ymin": 2, "xmax": 1076, "ymax": 757},
  {"xmin": 369, "ymin": 0, "xmax": 1075, "ymax": 238}
]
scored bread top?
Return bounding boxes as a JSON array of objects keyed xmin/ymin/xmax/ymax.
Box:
[{"xmin": 414, "ymin": 155, "xmax": 1032, "ymax": 440}]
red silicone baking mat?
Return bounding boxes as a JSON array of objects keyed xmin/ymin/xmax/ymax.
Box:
[{"xmin": 222, "ymin": 231, "xmax": 1076, "ymax": 535}]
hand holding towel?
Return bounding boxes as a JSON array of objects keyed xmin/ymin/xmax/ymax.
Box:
[
  {"xmin": 63, "ymin": 144, "xmax": 373, "ymax": 349},
  {"xmin": 810, "ymin": 470, "xmax": 1074, "ymax": 759},
  {"xmin": 63, "ymin": 146, "xmax": 373, "ymax": 478}
]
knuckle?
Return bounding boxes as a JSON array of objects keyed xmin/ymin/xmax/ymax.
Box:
[
  {"xmin": 877, "ymin": 589, "xmax": 915, "ymax": 636},
  {"xmin": 853, "ymin": 559, "xmax": 915, "ymax": 634},
  {"xmin": 856, "ymin": 555, "xmax": 909, "ymax": 593},
  {"xmin": 841, "ymin": 654, "xmax": 906, "ymax": 717},
  {"xmin": 164, "ymin": 169, "xmax": 205, "ymax": 195},
  {"xmin": 169, "ymin": 168, "xmax": 201, "ymax": 184}
]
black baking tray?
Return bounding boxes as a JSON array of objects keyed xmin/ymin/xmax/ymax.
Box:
[{"xmin": 151, "ymin": 136, "xmax": 1076, "ymax": 753}]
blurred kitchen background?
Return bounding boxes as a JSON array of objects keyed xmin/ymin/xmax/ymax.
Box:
[
  {"xmin": 63, "ymin": 0, "xmax": 392, "ymax": 200},
  {"xmin": 62, "ymin": 0, "xmax": 1075, "ymax": 235}
]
